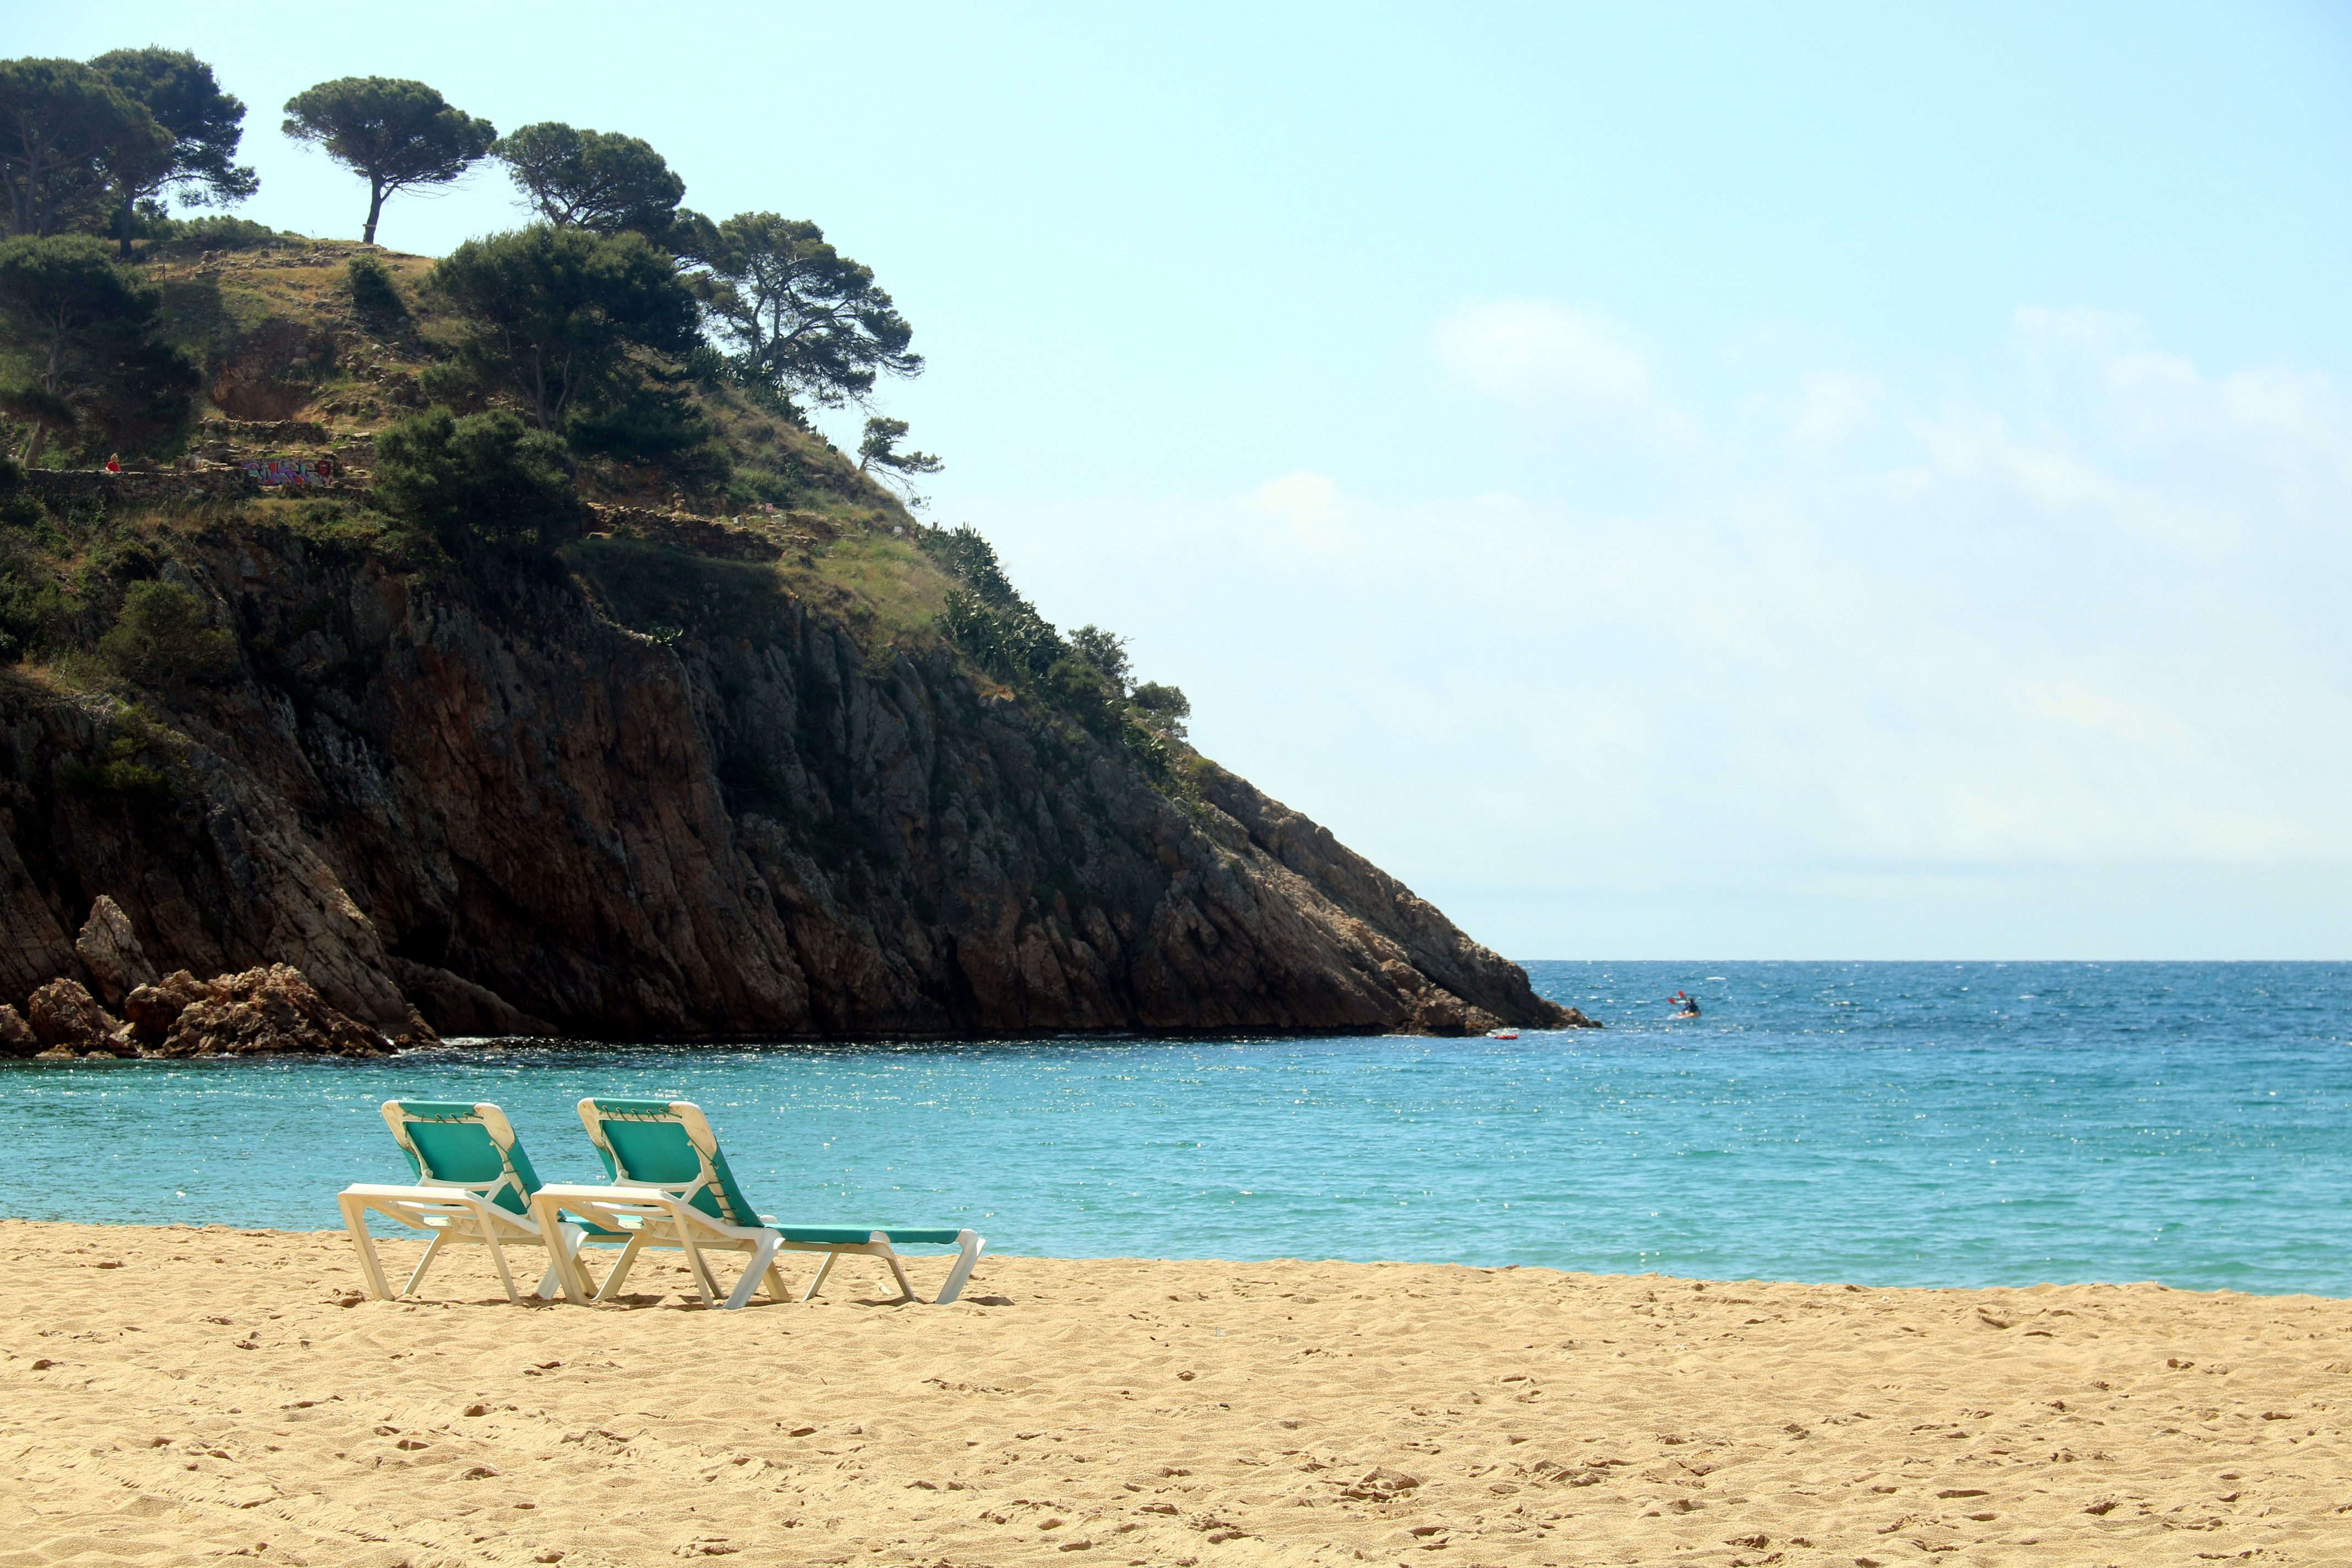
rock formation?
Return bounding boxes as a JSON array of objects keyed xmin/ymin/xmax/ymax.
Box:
[
  {"xmin": 128, "ymin": 965, "xmax": 390, "ymax": 1058},
  {"xmin": 25, "ymin": 978, "xmax": 121, "ymax": 1055},
  {"xmin": 0, "ymin": 964, "xmax": 390, "ymax": 1060},
  {"xmin": 0, "ymin": 527, "xmax": 1588, "ymax": 1045},
  {"xmin": 73, "ymin": 895, "xmax": 157, "ymax": 1006}
]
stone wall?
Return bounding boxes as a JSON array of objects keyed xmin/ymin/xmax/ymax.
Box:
[{"xmin": 22, "ymin": 469, "xmax": 262, "ymax": 510}]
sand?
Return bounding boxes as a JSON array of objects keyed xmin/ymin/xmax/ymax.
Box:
[{"xmin": 2, "ymin": 1219, "xmax": 2348, "ymax": 1567}]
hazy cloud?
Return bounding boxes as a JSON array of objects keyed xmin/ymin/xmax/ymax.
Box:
[
  {"xmin": 1431, "ymin": 300, "xmax": 1690, "ymax": 441},
  {"xmin": 977, "ymin": 307, "xmax": 2352, "ymax": 956}
]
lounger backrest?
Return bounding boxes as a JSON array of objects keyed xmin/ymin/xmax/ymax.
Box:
[
  {"xmin": 379, "ymin": 1101, "xmax": 543, "ymax": 1216},
  {"xmin": 576, "ymin": 1098, "xmax": 762, "ymax": 1227}
]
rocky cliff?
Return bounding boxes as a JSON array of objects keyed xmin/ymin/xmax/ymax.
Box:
[{"xmin": 0, "ymin": 514, "xmax": 1585, "ymax": 1041}]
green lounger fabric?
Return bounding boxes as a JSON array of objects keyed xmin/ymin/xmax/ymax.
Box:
[
  {"xmin": 583, "ymin": 1098, "xmax": 964, "ymax": 1247},
  {"xmin": 586, "ymin": 1097, "xmax": 763, "ymax": 1224},
  {"xmin": 386, "ymin": 1101, "xmax": 543, "ymax": 1215}
]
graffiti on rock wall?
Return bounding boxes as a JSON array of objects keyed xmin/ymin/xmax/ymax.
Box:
[{"xmin": 241, "ymin": 457, "xmax": 337, "ymax": 487}]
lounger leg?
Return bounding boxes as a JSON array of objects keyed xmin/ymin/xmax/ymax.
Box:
[
  {"xmin": 725, "ymin": 1235, "xmax": 781, "ymax": 1311},
  {"xmin": 559, "ymin": 1226, "xmax": 603, "ymax": 1303},
  {"xmin": 402, "ymin": 1229, "xmax": 449, "ymax": 1298},
  {"xmin": 483, "ymin": 1227, "xmax": 520, "ymax": 1304},
  {"xmin": 595, "ymin": 1232, "xmax": 649, "ymax": 1303},
  {"xmin": 676, "ymin": 1230, "xmax": 718, "ymax": 1309},
  {"xmin": 535, "ymin": 1223, "xmax": 587, "ymax": 1302},
  {"xmin": 801, "ymin": 1250, "xmax": 839, "ymax": 1302},
  {"xmin": 879, "ymin": 1246, "xmax": 916, "ymax": 1304},
  {"xmin": 762, "ymin": 1257, "xmax": 792, "ymax": 1303},
  {"xmin": 935, "ymin": 1231, "xmax": 986, "ymax": 1305},
  {"xmin": 339, "ymin": 1195, "xmax": 394, "ymax": 1301}
]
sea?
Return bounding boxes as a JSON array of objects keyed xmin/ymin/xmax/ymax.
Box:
[{"xmin": 3, "ymin": 961, "xmax": 2346, "ymax": 1296}]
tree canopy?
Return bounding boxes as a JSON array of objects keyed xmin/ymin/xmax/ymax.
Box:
[
  {"xmin": 857, "ymin": 415, "xmax": 941, "ymax": 493},
  {"xmin": 0, "ymin": 233, "xmax": 190, "ymax": 461},
  {"xmin": 429, "ymin": 224, "xmax": 700, "ymax": 432},
  {"xmin": 496, "ymin": 121, "xmax": 684, "ymax": 241},
  {"xmin": 0, "ymin": 57, "xmax": 169, "ymax": 239},
  {"xmin": 89, "ymin": 48, "xmax": 256, "ymax": 257},
  {"xmin": 281, "ymin": 77, "xmax": 494, "ymax": 244},
  {"xmin": 693, "ymin": 213, "xmax": 919, "ymax": 414}
]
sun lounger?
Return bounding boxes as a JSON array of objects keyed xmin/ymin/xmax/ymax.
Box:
[
  {"xmin": 531, "ymin": 1097, "xmax": 985, "ymax": 1310},
  {"xmin": 337, "ymin": 1100, "xmax": 603, "ymax": 1305}
]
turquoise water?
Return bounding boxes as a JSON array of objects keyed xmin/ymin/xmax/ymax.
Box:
[{"xmin": 3, "ymin": 961, "xmax": 2346, "ymax": 1295}]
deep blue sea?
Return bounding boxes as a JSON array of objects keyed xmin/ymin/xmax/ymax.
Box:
[{"xmin": 3, "ymin": 961, "xmax": 2346, "ymax": 1295}]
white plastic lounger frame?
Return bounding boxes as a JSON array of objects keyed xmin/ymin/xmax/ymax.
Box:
[
  {"xmin": 532, "ymin": 1097, "xmax": 985, "ymax": 1311},
  {"xmin": 339, "ymin": 1100, "xmax": 592, "ymax": 1304}
]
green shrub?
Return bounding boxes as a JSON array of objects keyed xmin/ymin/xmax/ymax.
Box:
[
  {"xmin": 428, "ymin": 225, "xmax": 699, "ymax": 432},
  {"xmin": 58, "ymin": 706, "xmax": 179, "ymax": 804},
  {"xmin": 1069, "ymin": 624, "xmax": 1131, "ymax": 691},
  {"xmin": 1120, "ymin": 714, "xmax": 1177, "ymax": 787},
  {"xmin": 561, "ymin": 373, "xmax": 730, "ymax": 484},
  {"xmin": 149, "ymin": 215, "xmax": 285, "ymax": 253},
  {"xmin": 347, "ymin": 255, "xmax": 409, "ymax": 326},
  {"xmin": 0, "ymin": 530, "xmax": 67, "ymax": 661},
  {"xmin": 96, "ymin": 580, "xmax": 236, "ymax": 688},
  {"xmin": 0, "ymin": 235, "xmax": 195, "ymax": 464},
  {"xmin": 58, "ymin": 756, "xmax": 170, "ymax": 799},
  {"xmin": 1130, "ymin": 680, "xmax": 1190, "ymax": 736},
  {"xmin": 1043, "ymin": 652, "xmax": 1115, "ymax": 729},
  {"xmin": 941, "ymin": 587, "xmax": 1064, "ymax": 684},
  {"xmin": 372, "ymin": 405, "xmax": 579, "ymax": 552},
  {"xmin": 917, "ymin": 524, "xmax": 1023, "ymax": 608},
  {"xmin": 0, "ymin": 483, "xmax": 49, "ymax": 533},
  {"xmin": 414, "ymin": 359, "xmax": 494, "ymax": 413}
]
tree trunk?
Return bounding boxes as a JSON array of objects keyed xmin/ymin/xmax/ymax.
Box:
[
  {"xmin": 117, "ymin": 189, "xmax": 137, "ymax": 260},
  {"xmin": 363, "ymin": 181, "xmax": 385, "ymax": 246}
]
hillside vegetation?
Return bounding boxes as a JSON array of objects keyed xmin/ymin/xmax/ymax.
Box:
[{"xmin": 0, "ymin": 47, "xmax": 1186, "ymax": 754}]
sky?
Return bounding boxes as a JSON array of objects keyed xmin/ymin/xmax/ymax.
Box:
[{"xmin": 15, "ymin": 1, "xmax": 2351, "ymax": 958}]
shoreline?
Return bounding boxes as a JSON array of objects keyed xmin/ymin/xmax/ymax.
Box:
[
  {"xmin": 2, "ymin": 1017, "xmax": 1609, "ymax": 1058},
  {"xmin": 5, "ymin": 1220, "xmax": 2347, "ymax": 1565},
  {"xmin": 9, "ymin": 1216, "xmax": 2343, "ymax": 1304}
]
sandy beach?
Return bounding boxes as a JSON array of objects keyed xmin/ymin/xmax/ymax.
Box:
[{"xmin": 2, "ymin": 1219, "xmax": 2347, "ymax": 1566}]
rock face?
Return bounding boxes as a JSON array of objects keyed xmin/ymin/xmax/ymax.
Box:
[
  {"xmin": 74, "ymin": 894, "xmax": 158, "ymax": 1006},
  {"xmin": 0, "ymin": 530, "xmax": 1588, "ymax": 1041}
]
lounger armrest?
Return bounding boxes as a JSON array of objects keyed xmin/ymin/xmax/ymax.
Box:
[
  {"xmin": 339, "ymin": 1183, "xmax": 541, "ymax": 1231},
  {"xmin": 533, "ymin": 1183, "xmax": 774, "ymax": 1243}
]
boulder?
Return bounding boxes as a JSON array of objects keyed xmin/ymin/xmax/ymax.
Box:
[
  {"xmin": 153, "ymin": 964, "xmax": 391, "ymax": 1058},
  {"xmin": 0, "ymin": 1003, "xmax": 36, "ymax": 1057},
  {"xmin": 74, "ymin": 895, "xmax": 159, "ymax": 1006},
  {"xmin": 122, "ymin": 970, "xmax": 211, "ymax": 1045},
  {"xmin": 26, "ymin": 978, "xmax": 124, "ymax": 1054}
]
